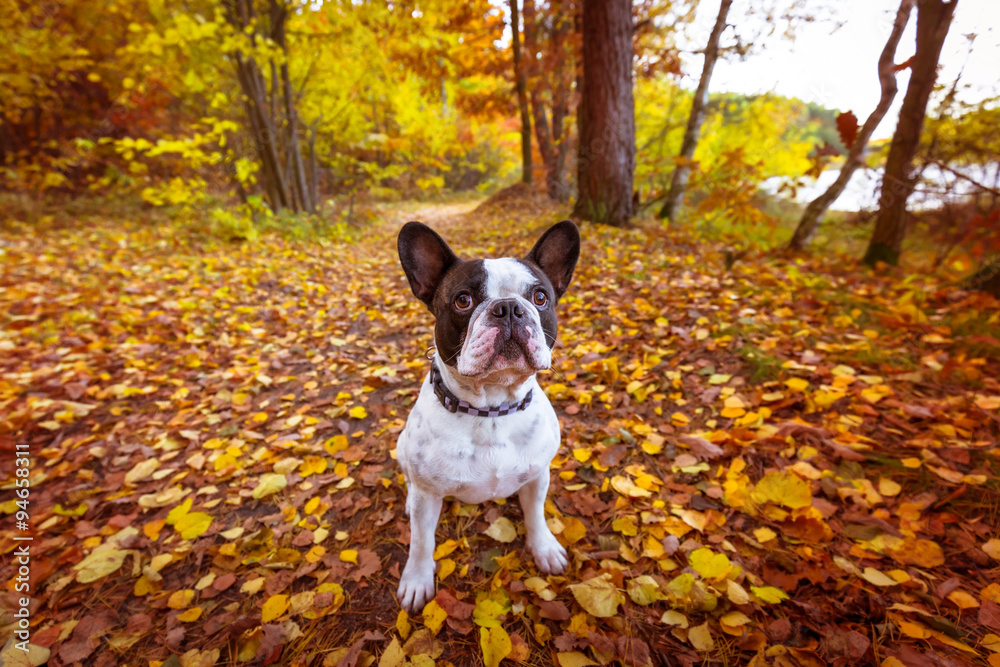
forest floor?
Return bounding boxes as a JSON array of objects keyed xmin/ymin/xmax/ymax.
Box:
[{"xmin": 1, "ymin": 196, "xmax": 999, "ymax": 667}]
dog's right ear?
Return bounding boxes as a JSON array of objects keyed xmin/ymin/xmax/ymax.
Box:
[{"xmin": 398, "ymin": 221, "xmax": 459, "ymax": 308}]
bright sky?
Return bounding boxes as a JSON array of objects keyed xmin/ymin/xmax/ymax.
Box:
[{"xmin": 679, "ymin": 0, "xmax": 1000, "ymax": 139}]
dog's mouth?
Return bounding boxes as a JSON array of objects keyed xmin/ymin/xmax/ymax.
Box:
[{"xmin": 458, "ymin": 325, "xmax": 547, "ymax": 378}]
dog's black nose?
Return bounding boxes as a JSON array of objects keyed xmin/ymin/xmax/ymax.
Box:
[{"xmin": 490, "ymin": 299, "xmax": 524, "ymax": 320}]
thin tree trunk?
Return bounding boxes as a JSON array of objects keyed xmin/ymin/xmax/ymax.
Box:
[
  {"xmin": 549, "ymin": 2, "xmax": 571, "ymax": 202},
  {"xmin": 788, "ymin": 0, "xmax": 914, "ymax": 250},
  {"xmin": 572, "ymin": 0, "xmax": 635, "ymax": 226},
  {"xmin": 235, "ymin": 56, "xmax": 290, "ymax": 211},
  {"xmin": 658, "ymin": 0, "xmax": 732, "ymax": 222},
  {"xmin": 510, "ymin": 0, "xmax": 533, "ymax": 184},
  {"xmin": 523, "ymin": 0, "xmax": 554, "ymax": 189},
  {"xmin": 226, "ymin": 0, "xmax": 291, "ymax": 211},
  {"xmin": 273, "ymin": 0, "xmax": 313, "ymax": 214},
  {"xmin": 864, "ymin": 0, "xmax": 958, "ymax": 266}
]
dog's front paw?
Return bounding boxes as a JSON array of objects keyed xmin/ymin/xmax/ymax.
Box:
[
  {"xmin": 397, "ymin": 564, "xmax": 436, "ymax": 613},
  {"xmin": 528, "ymin": 534, "xmax": 568, "ymax": 575}
]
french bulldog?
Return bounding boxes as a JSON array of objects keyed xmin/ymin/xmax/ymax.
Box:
[{"xmin": 394, "ymin": 219, "xmax": 581, "ymax": 612}]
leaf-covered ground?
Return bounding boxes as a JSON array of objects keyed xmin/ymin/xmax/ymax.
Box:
[{"xmin": 2, "ymin": 200, "xmax": 1000, "ymax": 667}]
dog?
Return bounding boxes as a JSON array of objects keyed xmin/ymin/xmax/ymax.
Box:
[{"xmin": 394, "ymin": 219, "xmax": 580, "ymax": 612}]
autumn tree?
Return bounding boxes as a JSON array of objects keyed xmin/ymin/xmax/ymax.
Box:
[
  {"xmin": 788, "ymin": 0, "xmax": 914, "ymax": 250},
  {"xmin": 572, "ymin": 0, "xmax": 635, "ymax": 226},
  {"xmin": 658, "ymin": 0, "xmax": 732, "ymax": 222},
  {"xmin": 863, "ymin": 0, "xmax": 959, "ymax": 267}
]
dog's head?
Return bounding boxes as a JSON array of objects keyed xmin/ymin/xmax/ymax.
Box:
[{"xmin": 398, "ymin": 220, "xmax": 580, "ymax": 385}]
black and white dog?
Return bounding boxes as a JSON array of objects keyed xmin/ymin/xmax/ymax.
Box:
[{"xmin": 395, "ymin": 220, "xmax": 580, "ymax": 612}]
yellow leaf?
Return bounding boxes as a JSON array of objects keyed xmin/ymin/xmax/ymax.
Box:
[
  {"xmin": 611, "ymin": 475, "xmax": 652, "ymax": 498},
  {"xmin": 437, "ymin": 558, "xmax": 456, "ymax": 581},
  {"xmin": 661, "ymin": 609, "xmax": 689, "ymax": 628},
  {"xmin": 166, "ymin": 498, "xmax": 193, "ymax": 525},
  {"xmin": 433, "ymin": 539, "xmax": 459, "ymax": 561},
  {"xmin": 396, "ymin": 610, "xmax": 411, "ymax": 640},
  {"xmin": 473, "ymin": 591, "xmax": 511, "ymax": 628},
  {"xmin": 74, "ymin": 548, "xmax": 129, "ymax": 583},
  {"xmin": 378, "ymin": 637, "xmax": 406, "ymax": 667},
  {"xmin": 751, "ymin": 585, "xmax": 789, "ymax": 604},
  {"xmin": 561, "ymin": 517, "xmax": 588, "ymax": 544},
  {"xmin": 627, "ymin": 575, "xmax": 666, "ymax": 605},
  {"xmin": 882, "ymin": 658, "xmax": 908, "ymax": 667},
  {"xmin": 946, "ymin": 590, "xmax": 980, "ymax": 610},
  {"xmin": 753, "ymin": 527, "xmax": 777, "ymax": 543},
  {"xmin": 422, "ymin": 600, "xmax": 448, "ymax": 634},
  {"xmin": 557, "ymin": 652, "xmax": 599, "ymax": 667},
  {"xmin": 751, "ymin": 471, "xmax": 812, "ymax": 509},
  {"xmin": 252, "ymin": 473, "xmax": 287, "ymax": 499},
  {"xmin": 785, "ymin": 377, "xmax": 809, "ymax": 392},
  {"xmin": 689, "ymin": 548, "xmax": 731, "ymax": 581},
  {"xmin": 727, "ymin": 580, "xmax": 750, "ymax": 605},
  {"xmin": 720, "ymin": 610, "xmax": 751, "ymax": 634},
  {"xmin": 569, "ymin": 573, "xmax": 624, "ymax": 618},
  {"xmin": 689, "ymin": 621, "xmax": 715, "ymax": 651},
  {"xmin": 300, "ymin": 456, "xmax": 328, "ymax": 476},
  {"xmin": 324, "ymin": 435, "xmax": 349, "ymax": 455},
  {"xmin": 480, "ymin": 626, "xmax": 512, "ymax": 667},
  {"xmin": 878, "ymin": 477, "xmax": 902, "ymax": 497},
  {"xmin": 861, "ymin": 567, "xmax": 899, "ymax": 587},
  {"xmin": 177, "ymin": 607, "xmax": 203, "ymax": 622},
  {"xmin": 982, "ymin": 633, "xmax": 1000, "ymax": 652},
  {"xmin": 613, "ymin": 515, "xmax": 638, "ymax": 537},
  {"xmin": 241, "ymin": 577, "xmax": 265, "ymax": 595},
  {"xmin": 982, "ymin": 538, "xmax": 1000, "ymax": 560},
  {"xmin": 168, "ymin": 589, "xmax": 194, "ymax": 609},
  {"xmin": 895, "ymin": 617, "xmax": 930, "ymax": 639},
  {"xmin": 125, "ymin": 458, "xmax": 160, "ymax": 486},
  {"xmin": 261, "ymin": 594, "xmax": 289, "ymax": 622},
  {"xmin": 484, "ymin": 517, "xmax": 518, "ymax": 543},
  {"xmin": 174, "ymin": 512, "xmax": 213, "ymax": 539},
  {"xmin": 349, "ymin": 406, "xmax": 368, "ymax": 419},
  {"xmin": 340, "ymin": 549, "xmax": 358, "ymax": 564}
]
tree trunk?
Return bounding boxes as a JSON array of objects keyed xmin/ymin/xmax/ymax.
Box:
[
  {"xmin": 788, "ymin": 0, "xmax": 914, "ymax": 250},
  {"xmin": 658, "ymin": 0, "xmax": 732, "ymax": 222},
  {"xmin": 549, "ymin": 14, "xmax": 571, "ymax": 202},
  {"xmin": 273, "ymin": 0, "xmax": 313, "ymax": 214},
  {"xmin": 523, "ymin": 0, "xmax": 555, "ymax": 194},
  {"xmin": 572, "ymin": 0, "xmax": 635, "ymax": 226},
  {"xmin": 863, "ymin": 0, "xmax": 958, "ymax": 267},
  {"xmin": 510, "ymin": 0, "xmax": 533, "ymax": 185}
]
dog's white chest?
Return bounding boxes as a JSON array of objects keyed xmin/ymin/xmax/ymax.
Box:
[{"xmin": 397, "ymin": 376, "xmax": 560, "ymax": 505}]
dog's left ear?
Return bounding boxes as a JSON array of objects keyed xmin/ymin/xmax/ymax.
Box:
[{"xmin": 526, "ymin": 219, "xmax": 580, "ymax": 300}]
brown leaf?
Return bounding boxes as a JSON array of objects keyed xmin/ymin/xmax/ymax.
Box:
[
  {"xmin": 678, "ymin": 435, "xmax": 724, "ymax": 461},
  {"xmin": 537, "ymin": 599, "xmax": 571, "ymax": 621},
  {"xmin": 980, "ymin": 600, "xmax": 1000, "ymax": 630},
  {"xmin": 435, "ymin": 589, "xmax": 474, "ymax": 620},
  {"xmin": 337, "ymin": 630, "xmax": 385, "ymax": 667}
]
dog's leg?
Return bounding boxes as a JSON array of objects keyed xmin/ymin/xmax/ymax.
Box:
[
  {"xmin": 518, "ymin": 473, "xmax": 568, "ymax": 574},
  {"xmin": 397, "ymin": 485, "xmax": 442, "ymax": 612}
]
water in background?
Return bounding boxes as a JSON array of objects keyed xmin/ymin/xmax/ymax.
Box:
[{"xmin": 763, "ymin": 163, "xmax": 999, "ymax": 212}]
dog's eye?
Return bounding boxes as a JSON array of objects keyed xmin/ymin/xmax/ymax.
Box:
[
  {"xmin": 532, "ymin": 290, "xmax": 548, "ymax": 307},
  {"xmin": 454, "ymin": 293, "xmax": 473, "ymax": 311}
]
